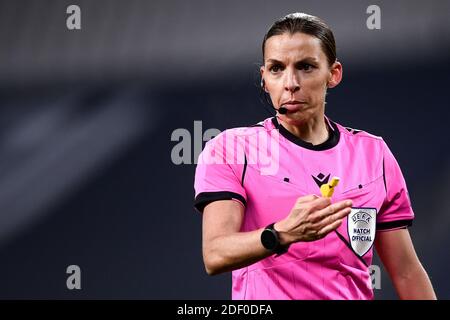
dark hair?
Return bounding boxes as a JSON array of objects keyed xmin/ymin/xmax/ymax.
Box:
[{"xmin": 262, "ymin": 13, "xmax": 336, "ymax": 66}]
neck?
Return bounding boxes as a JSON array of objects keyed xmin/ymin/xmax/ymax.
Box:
[{"xmin": 278, "ymin": 115, "xmax": 329, "ymax": 145}]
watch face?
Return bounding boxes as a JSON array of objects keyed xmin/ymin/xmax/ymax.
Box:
[{"xmin": 261, "ymin": 229, "xmax": 278, "ymax": 250}]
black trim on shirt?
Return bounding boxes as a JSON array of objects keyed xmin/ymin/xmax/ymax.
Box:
[
  {"xmin": 382, "ymin": 158, "xmax": 387, "ymax": 193},
  {"xmin": 271, "ymin": 117, "xmax": 340, "ymax": 151},
  {"xmin": 334, "ymin": 231, "xmax": 369, "ymax": 267},
  {"xmin": 377, "ymin": 219, "xmax": 413, "ymax": 231},
  {"xmin": 194, "ymin": 191, "xmax": 246, "ymax": 213},
  {"xmin": 241, "ymin": 154, "xmax": 247, "ymax": 187}
]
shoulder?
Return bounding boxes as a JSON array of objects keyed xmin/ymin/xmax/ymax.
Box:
[
  {"xmin": 332, "ymin": 119, "xmax": 389, "ymax": 158},
  {"xmin": 198, "ymin": 117, "xmax": 276, "ymax": 165},
  {"xmin": 205, "ymin": 117, "xmax": 276, "ymax": 146},
  {"xmin": 334, "ymin": 121, "xmax": 383, "ymax": 142}
]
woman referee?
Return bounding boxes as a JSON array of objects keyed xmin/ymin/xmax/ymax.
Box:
[{"xmin": 193, "ymin": 13, "xmax": 436, "ymax": 300}]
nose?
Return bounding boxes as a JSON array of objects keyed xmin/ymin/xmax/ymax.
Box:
[{"xmin": 284, "ymin": 70, "xmax": 300, "ymax": 93}]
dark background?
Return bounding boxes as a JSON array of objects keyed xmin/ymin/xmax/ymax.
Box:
[{"xmin": 0, "ymin": 0, "xmax": 448, "ymax": 299}]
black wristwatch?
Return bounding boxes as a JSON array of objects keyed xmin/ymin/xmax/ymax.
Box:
[{"xmin": 260, "ymin": 223, "xmax": 288, "ymax": 255}]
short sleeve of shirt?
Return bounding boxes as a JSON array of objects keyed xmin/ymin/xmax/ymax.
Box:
[
  {"xmin": 193, "ymin": 134, "xmax": 247, "ymax": 213},
  {"xmin": 377, "ymin": 139, "xmax": 414, "ymax": 231}
]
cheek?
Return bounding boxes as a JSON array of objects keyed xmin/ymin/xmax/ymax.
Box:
[
  {"xmin": 266, "ymin": 82, "xmax": 283, "ymax": 100},
  {"xmin": 304, "ymin": 74, "xmax": 327, "ymax": 89},
  {"xmin": 303, "ymin": 77, "xmax": 327, "ymax": 97}
]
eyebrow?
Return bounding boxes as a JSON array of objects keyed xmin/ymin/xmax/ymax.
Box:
[{"xmin": 266, "ymin": 57, "xmax": 319, "ymax": 64}]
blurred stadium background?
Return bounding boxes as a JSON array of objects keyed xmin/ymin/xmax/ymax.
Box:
[{"xmin": 0, "ymin": 0, "xmax": 448, "ymax": 298}]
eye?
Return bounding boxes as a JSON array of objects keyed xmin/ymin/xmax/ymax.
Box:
[
  {"xmin": 269, "ymin": 64, "xmax": 284, "ymax": 73},
  {"xmin": 298, "ymin": 63, "xmax": 315, "ymax": 72}
]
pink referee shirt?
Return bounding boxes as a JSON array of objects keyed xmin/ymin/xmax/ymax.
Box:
[{"xmin": 194, "ymin": 116, "xmax": 414, "ymax": 300}]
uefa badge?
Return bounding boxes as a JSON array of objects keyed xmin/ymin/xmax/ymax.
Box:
[{"xmin": 348, "ymin": 208, "xmax": 377, "ymax": 257}]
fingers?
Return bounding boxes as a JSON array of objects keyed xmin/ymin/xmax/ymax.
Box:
[
  {"xmin": 289, "ymin": 195, "xmax": 353, "ymax": 242},
  {"xmin": 311, "ymin": 200, "xmax": 353, "ymax": 238},
  {"xmin": 313, "ymin": 206, "xmax": 351, "ymax": 230},
  {"xmin": 308, "ymin": 199, "xmax": 353, "ymax": 223},
  {"xmin": 316, "ymin": 217, "xmax": 344, "ymax": 238},
  {"xmin": 296, "ymin": 196, "xmax": 331, "ymax": 212},
  {"xmin": 295, "ymin": 194, "xmax": 320, "ymax": 205}
]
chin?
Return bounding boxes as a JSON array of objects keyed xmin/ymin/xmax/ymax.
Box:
[{"xmin": 281, "ymin": 112, "xmax": 310, "ymax": 126}]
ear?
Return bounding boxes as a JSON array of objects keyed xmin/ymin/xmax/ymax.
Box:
[
  {"xmin": 327, "ymin": 61, "xmax": 343, "ymax": 88},
  {"xmin": 260, "ymin": 66, "xmax": 268, "ymax": 92}
]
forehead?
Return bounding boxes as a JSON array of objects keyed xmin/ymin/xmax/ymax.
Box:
[{"xmin": 264, "ymin": 32, "xmax": 324, "ymax": 62}]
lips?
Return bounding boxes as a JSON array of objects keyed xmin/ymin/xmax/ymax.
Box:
[{"xmin": 280, "ymin": 100, "xmax": 306, "ymax": 111}]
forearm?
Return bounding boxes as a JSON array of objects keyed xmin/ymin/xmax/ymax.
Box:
[
  {"xmin": 203, "ymin": 228, "xmax": 273, "ymax": 275},
  {"xmin": 201, "ymin": 196, "xmax": 351, "ymax": 276},
  {"xmin": 392, "ymin": 263, "xmax": 436, "ymax": 300}
]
